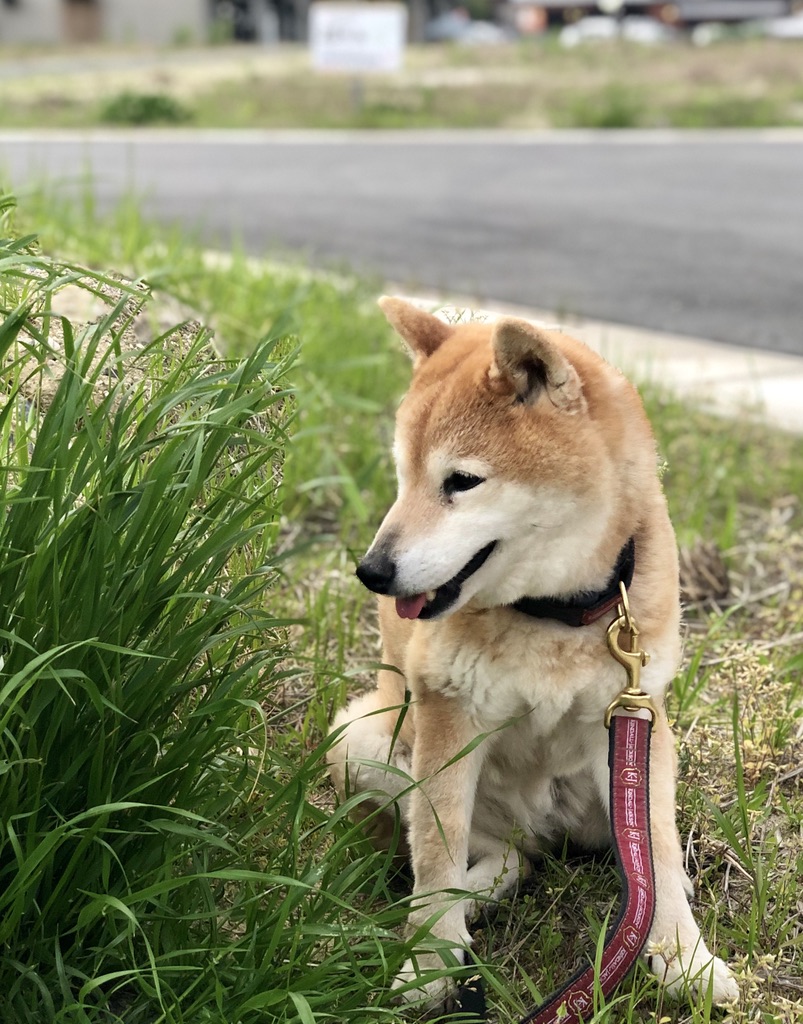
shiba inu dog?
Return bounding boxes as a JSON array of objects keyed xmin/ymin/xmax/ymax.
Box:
[{"xmin": 327, "ymin": 298, "xmax": 738, "ymax": 1011}]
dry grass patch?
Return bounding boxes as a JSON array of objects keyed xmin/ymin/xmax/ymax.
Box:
[{"xmin": 1, "ymin": 39, "xmax": 803, "ymax": 129}]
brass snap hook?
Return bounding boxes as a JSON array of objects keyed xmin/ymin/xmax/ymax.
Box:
[{"xmin": 604, "ymin": 582, "xmax": 658, "ymax": 730}]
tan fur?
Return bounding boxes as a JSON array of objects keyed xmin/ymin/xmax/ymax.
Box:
[{"xmin": 327, "ymin": 300, "xmax": 738, "ymax": 1011}]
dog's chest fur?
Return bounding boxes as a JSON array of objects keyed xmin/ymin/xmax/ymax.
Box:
[
  {"xmin": 408, "ymin": 608, "xmax": 672, "ymax": 851},
  {"xmin": 413, "ymin": 609, "xmax": 627, "ymax": 729},
  {"xmin": 475, "ymin": 721, "xmax": 609, "ymax": 852}
]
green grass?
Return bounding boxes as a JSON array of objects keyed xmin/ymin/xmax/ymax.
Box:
[
  {"xmin": 99, "ymin": 91, "xmax": 193, "ymax": 126},
  {"xmin": 1, "ymin": 186, "xmax": 801, "ymax": 1022},
  {"xmin": 1, "ymin": 39, "xmax": 803, "ymax": 130},
  {"xmin": 0, "ymin": 192, "xmax": 405, "ymax": 1023},
  {"xmin": 554, "ymin": 83, "xmax": 647, "ymax": 130}
]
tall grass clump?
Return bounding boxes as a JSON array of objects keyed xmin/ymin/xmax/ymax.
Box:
[
  {"xmin": 17, "ymin": 186, "xmax": 404, "ymax": 545},
  {"xmin": 0, "ymin": 195, "xmax": 403, "ymax": 1022}
]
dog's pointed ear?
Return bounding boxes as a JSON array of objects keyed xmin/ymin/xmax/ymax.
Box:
[
  {"xmin": 378, "ymin": 296, "xmax": 453, "ymax": 362},
  {"xmin": 490, "ymin": 318, "xmax": 587, "ymax": 413}
]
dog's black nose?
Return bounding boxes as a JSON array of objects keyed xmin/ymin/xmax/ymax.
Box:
[{"xmin": 356, "ymin": 551, "xmax": 396, "ymax": 594}]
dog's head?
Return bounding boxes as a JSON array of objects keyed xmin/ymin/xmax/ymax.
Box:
[{"xmin": 357, "ymin": 298, "xmax": 656, "ymax": 621}]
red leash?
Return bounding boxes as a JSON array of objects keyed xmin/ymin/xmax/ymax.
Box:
[
  {"xmin": 450, "ymin": 585, "xmax": 658, "ymax": 1023},
  {"xmin": 518, "ymin": 713, "xmax": 655, "ymax": 1023}
]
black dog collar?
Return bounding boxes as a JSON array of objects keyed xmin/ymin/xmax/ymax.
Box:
[{"xmin": 511, "ymin": 538, "xmax": 636, "ymax": 628}]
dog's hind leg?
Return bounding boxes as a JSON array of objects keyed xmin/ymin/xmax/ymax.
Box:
[{"xmin": 326, "ymin": 680, "xmax": 414, "ymax": 848}]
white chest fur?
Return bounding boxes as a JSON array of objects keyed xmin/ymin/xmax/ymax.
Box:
[
  {"xmin": 415, "ymin": 610, "xmax": 674, "ymax": 727},
  {"xmin": 408, "ymin": 609, "xmax": 678, "ymax": 852}
]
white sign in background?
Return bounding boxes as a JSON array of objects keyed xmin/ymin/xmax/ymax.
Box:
[{"xmin": 309, "ymin": 2, "xmax": 408, "ymax": 74}]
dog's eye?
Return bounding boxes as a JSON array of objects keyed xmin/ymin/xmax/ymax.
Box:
[{"xmin": 443, "ymin": 472, "xmax": 484, "ymax": 496}]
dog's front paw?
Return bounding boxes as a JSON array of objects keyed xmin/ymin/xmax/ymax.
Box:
[
  {"xmin": 391, "ymin": 950, "xmax": 466, "ymax": 1011},
  {"xmin": 647, "ymin": 941, "xmax": 739, "ymax": 1005}
]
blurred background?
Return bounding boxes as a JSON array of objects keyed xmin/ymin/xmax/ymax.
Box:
[
  {"xmin": 2, "ymin": 0, "xmax": 802, "ymax": 363},
  {"xmin": 2, "ymin": 4, "xmax": 803, "ymax": 1024},
  {"xmin": 0, "ymin": 0, "xmax": 801, "ymax": 47}
]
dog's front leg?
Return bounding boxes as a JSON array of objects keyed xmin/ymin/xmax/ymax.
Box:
[
  {"xmin": 593, "ymin": 712, "xmax": 738, "ymax": 1004},
  {"xmin": 392, "ymin": 687, "xmax": 485, "ymax": 1010},
  {"xmin": 644, "ymin": 715, "xmax": 739, "ymax": 1004}
]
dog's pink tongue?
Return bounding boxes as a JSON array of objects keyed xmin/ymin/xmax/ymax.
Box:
[{"xmin": 395, "ymin": 594, "xmax": 428, "ymax": 620}]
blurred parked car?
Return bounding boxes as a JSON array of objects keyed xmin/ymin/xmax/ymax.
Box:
[
  {"xmin": 620, "ymin": 15, "xmax": 681, "ymax": 44},
  {"xmin": 760, "ymin": 12, "xmax": 803, "ymax": 37},
  {"xmin": 558, "ymin": 15, "xmax": 619, "ymax": 46},
  {"xmin": 559, "ymin": 14, "xmax": 680, "ymax": 46},
  {"xmin": 425, "ymin": 8, "xmax": 512, "ymax": 44}
]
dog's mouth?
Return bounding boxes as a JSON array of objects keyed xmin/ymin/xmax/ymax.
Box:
[{"xmin": 395, "ymin": 541, "xmax": 497, "ymax": 621}]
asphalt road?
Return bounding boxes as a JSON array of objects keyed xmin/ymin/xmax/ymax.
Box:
[{"xmin": 2, "ymin": 130, "xmax": 801, "ymax": 354}]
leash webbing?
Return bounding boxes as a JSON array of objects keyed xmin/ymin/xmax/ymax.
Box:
[
  {"xmin": 450, "ymin": 713, "xmax": 655, "ymax": 1023},
  {"xmin": 519, "ymin": 714, "xmax": 655, "ymax": 1023}
]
